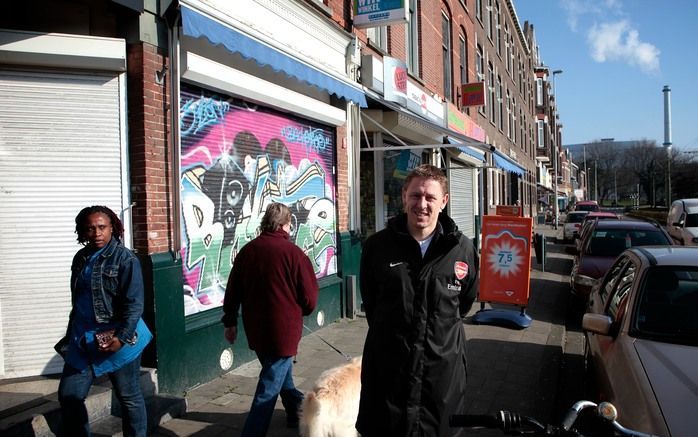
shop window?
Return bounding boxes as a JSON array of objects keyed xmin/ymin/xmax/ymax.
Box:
[{"xmin": 179, "ymin": 83, "xmax": 338, "ymax": 316}]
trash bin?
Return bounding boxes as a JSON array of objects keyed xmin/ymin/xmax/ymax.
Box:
[{"xmin": 536, "ymin": 213, "xmax": 546, "ymax": 225}]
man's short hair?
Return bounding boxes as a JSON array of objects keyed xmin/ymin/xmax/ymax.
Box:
[
  {"xmin": 403, "ymin": 164, "xmax": 448, "ymax": 195},
  {"xmin": 260, "ymin": 202, "xmax": 292, "ymax": 233}
]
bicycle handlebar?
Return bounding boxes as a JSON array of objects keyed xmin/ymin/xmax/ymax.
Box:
[{"xmin": 450, "ymin": 400, "xmax": 662, "ymax": 437}]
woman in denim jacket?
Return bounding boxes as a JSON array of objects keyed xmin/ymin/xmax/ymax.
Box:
[{"xmin": 57, "ymin": 205, "xmax": 152, "ymax": 437}]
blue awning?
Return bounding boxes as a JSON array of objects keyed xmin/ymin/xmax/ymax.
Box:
[
  {"xmin": 181, "ymin": 6, "xmax": 367, "ymax": 108},
  {"xmin": 457, "ymin": 146, "xmax": 485, "ymax": 162},
  {"xmin": 443, "ymin": 136, "xmax": 486, "ymax": 162},
  {"xmin": 493, "ymin": 150, "xmax": 525, "ymax": 176}
]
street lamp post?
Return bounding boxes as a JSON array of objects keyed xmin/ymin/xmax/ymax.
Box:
[{"xmin": 551, "ymin": 69, "xmax": 563, "ymax": 228}]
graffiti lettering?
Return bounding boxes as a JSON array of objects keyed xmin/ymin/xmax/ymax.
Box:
[
  {"xmin": 280, "ymin": 125, "xmax": 330, "ymax": 153},
  {"xmin": 180, "ymin": 96, "xmax": 230, "ymax": 137}
]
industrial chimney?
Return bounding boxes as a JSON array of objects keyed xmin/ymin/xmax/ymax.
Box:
[
  {"xmin": 663, "ymin": 85, "xmax": 672, "ymax": 205},
  {"xmin": 663, "ymin": 85, "xmax": 672, "ymax": 148}
]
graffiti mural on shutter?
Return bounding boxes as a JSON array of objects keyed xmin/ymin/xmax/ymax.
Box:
[{"xmin": 179, "ymin": 83, "xmax": 337, "ymax": 315}]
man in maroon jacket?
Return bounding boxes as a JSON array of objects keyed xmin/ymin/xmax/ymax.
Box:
[{"xmin": 222, "ymin": 202, "xmax": 319, "ymax": 436}]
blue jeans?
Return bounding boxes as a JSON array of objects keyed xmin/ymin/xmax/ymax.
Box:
[
  {"xmin": 58, "ymin": 355, "xmax": 147, "ymax": 437},
  {"xmin": 241, "ymin": 354, "xmax": 304, "ymax": 437}
]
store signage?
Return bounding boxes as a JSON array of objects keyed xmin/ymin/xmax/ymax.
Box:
[
  {"xmin": 353, "ymin": 0, "xmax": 408, "ymax": 28},
  {"xmin": 461, "ymin": 81, "xmax": 485, "ymax": 107},
  {"xmin": 479, "ymin": 215, "xmax": 533, "ymax": 306},
  {"xmin": 495, "ymin": 205, "xmax": 523, "ymax": 217},
  {"xmin": 383, "ymin": 56, "xmax": 408, "ymax": 106},
  {"xmin": 393, "ymin": 150, "xmax": 421, "ymax": 179},
  {"xmin": 446, "ymin": 102, "xmax": 486, "ymax": 142},
  {"xmin": 406, "ymin": 80, "xmax": 444, "ymax": 125}
]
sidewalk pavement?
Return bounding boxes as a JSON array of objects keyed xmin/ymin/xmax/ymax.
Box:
[{"xmin": 150, "ymin": 224, "xmax": 579, "ymax": 436}]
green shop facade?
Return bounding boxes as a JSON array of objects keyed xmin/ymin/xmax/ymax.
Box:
[{"xmin": 149, "ymin": 1, "xmax": 367, "ymax": 394}]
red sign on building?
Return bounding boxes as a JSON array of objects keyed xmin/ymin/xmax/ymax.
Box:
[{"xmin": 461, "ymin": 81, "xmax": 485, "ymax": 107}]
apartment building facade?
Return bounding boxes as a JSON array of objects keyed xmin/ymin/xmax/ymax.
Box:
[{"xmin": 1, "ymin": 0, "xmax": 557, "ymax": 394}]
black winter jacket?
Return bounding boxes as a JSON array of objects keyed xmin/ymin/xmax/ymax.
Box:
[{"xmin": 357, "ymin": 212, "xmax": 479, "ymax": 437}]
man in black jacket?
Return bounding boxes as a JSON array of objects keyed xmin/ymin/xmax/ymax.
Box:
[{"xmin": 357, "ymin": 164, "xmax": 479, "ymax": 437}]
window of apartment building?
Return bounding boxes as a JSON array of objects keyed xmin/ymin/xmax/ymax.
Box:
[
  {"xmin": 477, "ymin": 42, "xmax": 485, "ymax": 115},
  {"xmin": 459, "ymin": 34, "xmax": 468, "ymax": 112},
  {"xmin": 537, "ymin": 120, "xmax": 545, "ymax": 148},
  {"xmin": 507, "ymin": 96, "xmax": 516, "ymax": 144},
  {"xmin": 504, "ymin": 23, "xmax": 511, "ymax": 72},
  {"xmin": 488, "ymin": 61, "xmax": 495, "ymax": 121},
  {"xmin": 495, "ymin": 1, "xmax": 501, "ymax": 55},
  {"xmin": 407, "ymin": 0, "xmax": 420, "ymax": 75},
  {"xmin": 442, "ymin": 11, "xmax": 452, "ymax": 102},
  {"xmin": 367, "ymin": 26, "xmax": 388, "ymax": 52},
  {"xmin": 487, "ymin": 0, "xmax": 493, "ymax": 41},
  {"xmin": 536, "ymin": 77, "xmax": 543, "ymax": 106},
  {"xmin": 497, "ymin": 74, "xmax": 503, "ymax": 130},
  {"xmin": 476, "ymin": 0, "xmax": 482, "ymax": 22},
  {"xmin": 506, "ymin": 88, "xmax": 511, "ymax": 138}
]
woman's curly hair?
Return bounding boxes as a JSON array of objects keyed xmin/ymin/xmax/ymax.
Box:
[{"xmin": 75, "ymin": 205, "xmax": 124, "ymax": 244}]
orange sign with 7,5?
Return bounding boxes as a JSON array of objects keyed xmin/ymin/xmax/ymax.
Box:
[{"xmin": 479, "ymin": 215, "xmax": 533, "ymax": 306}]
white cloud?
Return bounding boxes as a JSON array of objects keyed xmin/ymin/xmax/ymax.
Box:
[{"xmin": 587, "ymin": 20, "xmax": 660, "ymax": 73}]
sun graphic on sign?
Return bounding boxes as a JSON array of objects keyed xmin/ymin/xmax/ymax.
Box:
[{"xmin": 486, "ymin": 240, "xmax": 524, "ymax": 278}]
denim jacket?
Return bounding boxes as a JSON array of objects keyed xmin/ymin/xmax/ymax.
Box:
[{"xmin": 69, "ymin": 237, "xmax": 144, "ymax": 345}]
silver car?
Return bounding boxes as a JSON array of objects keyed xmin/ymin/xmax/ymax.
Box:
[
  {"xmin": 583, "ymin": 246, "xmax": 698, "ymax": 437},
  {"xmin": 666, "ymin": 198, "xmax": 698, "ymax": 246},
  {"xmin": 562, "ymin": 211, "xmax": 589, "ymax": 242}
]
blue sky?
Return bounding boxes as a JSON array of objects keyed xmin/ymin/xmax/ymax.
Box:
[{"xmin": 513, "ymin": 0, "xmax": 698, "ymax": 152}]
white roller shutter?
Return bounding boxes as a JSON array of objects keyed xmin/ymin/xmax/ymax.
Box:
[
  {"xmin": 0, "ymin": 69, "xmax": 127, "ymax": 377},
  {"xmin": 449, "ymin": 159, "xmax": 476, "ymax": 239}
]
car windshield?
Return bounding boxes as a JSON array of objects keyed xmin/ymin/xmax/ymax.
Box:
[
  {"xmin": 566, "ymin": 213, "xmax": 587, "ymax": 223},
  {"xmin": 576, "ymin": 204, "xmax": 599, "ymax": 212},
  {"xmin": 686, "ymin": 213, "xmax": 698, "ymax": 227},
  {"xmin": 634, "ymin": 267, "xmax": 698, "ymax": 345},
  {"xmin": 585, "ymin": 229, "xmax": 670, "ymax": 256}
]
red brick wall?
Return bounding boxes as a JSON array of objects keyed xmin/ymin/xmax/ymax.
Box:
[
  {"xmin": 127, "ymin": 42, "xmax": 172, "ymax": 255},
  {"xmin": 336, "ymin": 123, "xmax": 349, "ymax": 231}
]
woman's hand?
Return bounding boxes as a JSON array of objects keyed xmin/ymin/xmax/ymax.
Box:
[
  {"xmin": 224, "ymin": 326, "xmax": 237, "ymax": 344},
  {"xmin": 99, "ymin": 336, "xmax": 123, "ymax": 353}
]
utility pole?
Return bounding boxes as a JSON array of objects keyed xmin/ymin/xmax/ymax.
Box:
[
  {"xmin": 594, "ymin": 161, "xmax": 598, "ymax": 202},
  {"xmin": 552, "ymin": 69, "xmax": 563, "ymax": 228}
]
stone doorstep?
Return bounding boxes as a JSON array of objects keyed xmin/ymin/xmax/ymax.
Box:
[{"xmin": 0, "ymin": 368, "xmax": 185, "ymax": 437}]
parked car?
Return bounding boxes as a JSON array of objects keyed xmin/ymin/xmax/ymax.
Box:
[
  {"xmin": 583, "ymin": 246, "xmax": 698, "ymax": 437},
  {"xmin": 562, "ymin": 211, "xmax": 589, "ymax": 242},
  {"xmin": 570, "ymin": 220, "xmax": 672, "ymax": 298},
  {"xmin": 574, "ymin": 200, "xmax": 600, "ymax": 213},
  {"xmin": 666, "ymin": 198, "xmax": 698, "ymax": 246},
  {"xmin": 575, "ymin": 211, "xmax": 620, "ymax": 252}
]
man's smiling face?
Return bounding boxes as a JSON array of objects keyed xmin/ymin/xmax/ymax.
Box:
[{"xmin": 402, "ymin": 176, "xmax": 449, "ymax": 238}]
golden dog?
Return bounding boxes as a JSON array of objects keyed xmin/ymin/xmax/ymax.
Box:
[{"xmin": 300, "ymin": 356, "xmax": 362, "ymax": 437}]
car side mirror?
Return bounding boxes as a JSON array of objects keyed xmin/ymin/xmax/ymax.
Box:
[{"xmin": 582, "ymin": 313, "xmax": 612, "ymax": 336}]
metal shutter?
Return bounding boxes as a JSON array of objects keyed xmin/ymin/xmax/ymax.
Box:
[
  {"xmin": 449, "ymin": 159, "xmax": 476, "ymax": 239},
  {"xmin": 0, "ymin": 69, "xmax": 126, "ymax": 377}
]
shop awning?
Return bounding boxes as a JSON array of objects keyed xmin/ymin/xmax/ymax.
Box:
[
  {"xmin": 360, "ymin": 91, "xmax": 492, "ymax": 158},
  {"xmin": 493, "ymin": 149, "xmax": 526, "ymax": 176},
  {"xmin": 444, "ymin": 136, "xmax": 486, "ymax": 162},
  {"xmin": 181, "ymin": 6, "xmax": 367, "ymax": 107}
]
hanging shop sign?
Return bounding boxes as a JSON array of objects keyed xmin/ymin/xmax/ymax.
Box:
[
  {"xmin": 479, "ymin": 215, "xmax": 533, "ymax": 306},
  {"xmin": 353, "ymin": 0, "xmax": 408, "ymax": 29},
  {"xmin": 383, "ymin": 56, "xmax": 408, "ymax": 106},
  {"xmin": 179, "ymin": 83, "xmax": 338, "ymax": 316},
  {"xmin": 461, "ymin": 81, "xmax": 485, "ymax": 107}
]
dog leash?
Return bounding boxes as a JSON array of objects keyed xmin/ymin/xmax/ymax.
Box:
[{"xmin": 303, "ymin": 323, "xmax": 352, "ymax": 361}]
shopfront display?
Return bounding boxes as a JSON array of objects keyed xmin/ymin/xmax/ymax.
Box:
[{"xmin": 179, "ymin": 83, "xmax": 337, "ymax": 316}]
